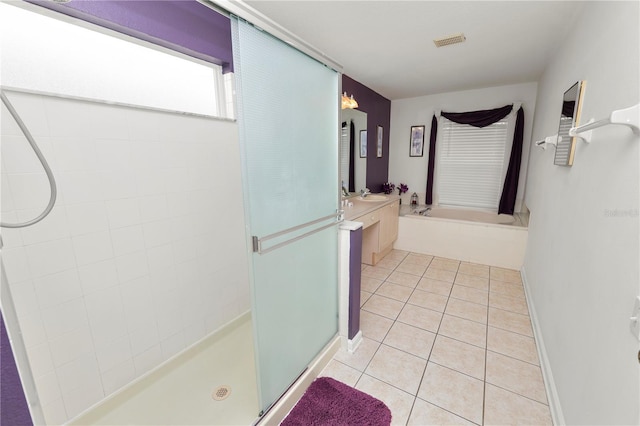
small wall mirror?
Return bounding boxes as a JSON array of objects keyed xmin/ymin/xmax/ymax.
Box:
[
  {"xmin": 554, "ymin": 80, "xmax": 586, "ymax": 166},
  {"xmin": 341, "ymin": 108, "xmax": 367, "ymax": 195}
]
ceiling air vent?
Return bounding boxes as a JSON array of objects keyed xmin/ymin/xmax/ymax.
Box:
[{"xmin": 433, "ymin": 33, "xmax": 466, "ymax": 48}]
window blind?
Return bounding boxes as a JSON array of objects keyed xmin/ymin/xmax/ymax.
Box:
[
  {"xmin": 436, "ymin": 117, "xmax": 509, "ymax": 210},
  {"xmin": 554, "ymin": 116, "xmax": 574, "ymax": 164}
]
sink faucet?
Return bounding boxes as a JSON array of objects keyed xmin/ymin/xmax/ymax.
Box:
[{"xmin": 360, "ymin": 188, "xmax": 371, "ymax": 198}]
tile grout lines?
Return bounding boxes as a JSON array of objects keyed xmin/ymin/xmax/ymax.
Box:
[
  {"xmin": 361, "ymin": 252, "xmax": 476, "ymax": 425},
  {"xmin": 356, "ymin": 251, "xmax": 427, "ymax": 424},
  {"xmin": 482, "ymin": 277, "xmax": 490, "ymax": 426},
  {"xmin": 406, "ymin": 255, "xmax": 465, "ymax": 426},
  {"xmin": 353, "ymin": 252, "xmax": 549, "ymax": 425},
  {"xmin": 403, "ymin": 253, "xmax": 437, "ymax": 426},
  {"xmin": 427, "ymin": 258, "xmax": 484, "ymax": 426}
]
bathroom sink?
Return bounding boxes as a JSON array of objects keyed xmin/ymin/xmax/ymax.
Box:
[{"xmin": 358, "ymin": 194, "xmax": 388, "ymax": 202}]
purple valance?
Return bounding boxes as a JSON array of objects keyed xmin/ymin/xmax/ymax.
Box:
[
  {"xmin": 425, "ymin": 104, "xmax": 524, "ymax": 214},
  {"xmin": 441, "ymin": 104, "xmax": 513, "ymax": 128}
]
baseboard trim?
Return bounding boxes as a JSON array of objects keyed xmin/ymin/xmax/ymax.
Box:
[
  {"xmin": 521, "ymin": 267, "xmax": 565, "ymax": 425},
  {"xmin": 347, "ymin": 330, "xmax": 363, "ymax": 353}
]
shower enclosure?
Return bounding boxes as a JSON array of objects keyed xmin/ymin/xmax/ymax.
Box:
[
  {"xmin": 0, "ymin": 88, "xmax": 255, "ymax": 425},
  {"xmin": 1, "ymin": 2, "xmax": 341, "ymax": 424}
]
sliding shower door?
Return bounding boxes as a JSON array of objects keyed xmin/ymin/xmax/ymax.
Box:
[{"xmin": 231, "ymin": 18, "xmax": 340, "ymax": 414}]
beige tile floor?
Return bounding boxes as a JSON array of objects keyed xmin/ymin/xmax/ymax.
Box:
[{"xmin": 320, "ymin": 250, "xmax": 552, "ymax": 426}]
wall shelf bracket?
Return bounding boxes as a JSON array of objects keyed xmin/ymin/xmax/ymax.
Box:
[
  {"xmin": 569, "ymin": 119, "xmax": 594, "ymax": 143},
  {"xmin": 569, "ymin": 103, "xmax": 640, "ymax": 143},
  {"xmin": 535, "ymin": 134, "xmax": 558, "ymax": 150}
]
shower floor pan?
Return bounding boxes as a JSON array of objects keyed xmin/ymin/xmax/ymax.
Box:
[{"xmin": 70, "ymin": 313, "xmax": 259, "ymax": 425}]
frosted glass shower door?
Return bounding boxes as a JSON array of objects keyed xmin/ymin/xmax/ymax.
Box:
[{"xmin": 231, "ymin": 19, "xmax": 340, "ymax": 414}]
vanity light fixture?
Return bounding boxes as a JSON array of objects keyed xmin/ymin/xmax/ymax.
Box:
[
  {"xmin": 341, "ymin": 92, "xmax": 359, "ymax": 109},
  {"xmin": 433, "ymin": 32, "xmax": 466, "ymax": 48}
]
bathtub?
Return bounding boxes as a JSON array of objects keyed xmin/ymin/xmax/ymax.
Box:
[
  {"xmin": 395, "ymin": 206, "xmax": 528, "ymax": 269},
  {"xmin": 420, "ymin": 206, "xmax": 519, "ymax": 225}
]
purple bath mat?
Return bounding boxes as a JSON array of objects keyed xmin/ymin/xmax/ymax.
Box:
[{"xmin": 281, "ymin": 377, "xmax": 392, "ymax": 426}]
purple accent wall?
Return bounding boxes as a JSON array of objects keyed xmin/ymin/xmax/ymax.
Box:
[
  {"xmin": 25, "ymin": 0, "xmax": 233, "ymax": 73},
  {"xmin": 348, "ymin": 227, "xmax": 362, "ymax": 339},
  {"xmin": 342, "ymin": 75, "xmax": 392, "ymax": 192},
  {"xmin": 1, "ymin": 313, "xmax": 33, "ymax": 426}
]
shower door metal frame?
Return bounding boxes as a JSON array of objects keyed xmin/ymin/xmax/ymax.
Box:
[{"xmin": 231, "ymin": 16, "xmax": 344, "ymax": 416}]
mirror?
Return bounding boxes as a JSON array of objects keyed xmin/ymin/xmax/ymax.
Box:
[
  {"xmin": 341, "ymin": 108, "xmax": 367, "ymax": 195},
  {"xmin": 554, "ymin": 80, "xmax": 586, "ymax": 166}
]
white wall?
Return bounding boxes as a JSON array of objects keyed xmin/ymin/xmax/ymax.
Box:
[
  {"xmin": 0, "ymin": 91, "xmax": 250, "ymax": 424},
  {"xmin": 389, "ymin": 82, "xmax": 538, "ymax": 211},
  {"xmin": 523, "ymin": 2, "xmax": 639, "ymax": 424}
]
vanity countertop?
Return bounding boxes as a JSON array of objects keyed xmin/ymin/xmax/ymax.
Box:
[{"xmin": 343, "ymin": 193, "xmax": 400, "ymax": 221}]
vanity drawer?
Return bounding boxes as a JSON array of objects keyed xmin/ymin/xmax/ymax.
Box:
[{"xmin": 356, "ymin": 210, "xmax": 380, "ymax": 229}]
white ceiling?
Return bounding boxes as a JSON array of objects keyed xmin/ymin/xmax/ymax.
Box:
[{"xmin": 244, "ymin": 1, "xmax": 585, "ymax": 100}]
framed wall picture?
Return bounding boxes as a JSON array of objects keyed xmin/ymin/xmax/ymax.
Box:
[
  {"xmin": 410, "ymin": 125, "xmax": 425, "ymax": 157},
  {"xmin": 359, "ymin": 130, "xmax": 367, "ymax": 158},
  {"xmin": 376, "ymin": 125, "xmax": 383, "ymax": 158}
]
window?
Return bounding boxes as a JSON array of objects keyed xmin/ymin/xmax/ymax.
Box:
[
  {"xmin": 435, "ymin": 117, "xmax": 511, "ymax": 210},
  {"xmin": 223, "ymin": 72, "xmax": 236, "ymax": 119},
  {"xmin": 1, "ymin": 3, "xmax": 226, "ymax": 117}
]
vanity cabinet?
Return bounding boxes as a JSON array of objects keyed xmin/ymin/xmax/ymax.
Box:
[
  {"xmin": 350, "ymin": 199, "xmax": 400, "ymax": 265},
  {"xmin": 376, "ymin": 201, "xmax": 400, "ymax": 262},
  {"xmin": 358, "ymin": 209, "xmax": 380, "ymax": 230}
]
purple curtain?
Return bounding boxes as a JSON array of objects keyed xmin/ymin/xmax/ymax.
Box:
[
  {"xmin": 425, "ymin": 104, "xmax": 523, "ymax": 213},
  {"xmin": 562, "ymin": 100, "xmax": 575, "ymax": 117},
  {"xmin": 498, "ymin": 107, "xmax": 524, "ymax": 215},
  {"xmin": 426, "ymin": 115, "xmax": 438, "ymax": 205},
  {"xmin": 349, "ymin": 121, "xmax": 356, "ymax": 193}
]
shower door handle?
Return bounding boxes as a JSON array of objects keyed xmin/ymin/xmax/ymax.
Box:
[{"xmin": 252, "ymin": 210, "xmax": 343, "ymax": 255}]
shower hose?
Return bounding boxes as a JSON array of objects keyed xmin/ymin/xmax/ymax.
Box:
[{"xmin": 0, "ymin": 90, "xmax": 57, "ymax": 229}]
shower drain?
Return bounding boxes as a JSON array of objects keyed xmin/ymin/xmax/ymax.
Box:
[{"xmin": 212, "ymin": 385, "xmax": 231, "ymax": 401}]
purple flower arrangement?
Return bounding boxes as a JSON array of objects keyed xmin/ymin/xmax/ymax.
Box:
[
  {"xmin": 382, "ymin": 182, "xmax": 395, "ymax": 194},
  {"xmin": 382, "ymin": 182, "xmax": 409, "ymax": 195}
]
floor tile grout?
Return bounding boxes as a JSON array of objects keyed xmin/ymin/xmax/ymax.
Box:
[
  {"xmin": 336, "ymin": 349, "xmax": 548, "ymax": 410},
  {"xmin": 393, "ymin": 253, "xmax": 435, "ymax": 425},
  {"xmin": 367, "ymin": 286, "xmax": 532, "ymax": 324},
  {"xmin": 482, "ymin": 277, "xmax": 490, "ymax": 426},
  {"xmin": 329, "ymin": 250, "xmax": 550, "ymax": 425}
]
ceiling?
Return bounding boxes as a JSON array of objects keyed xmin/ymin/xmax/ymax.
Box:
[{"xmin": 244, "ymin": 1, "xmax": 585, "ymax": 100}]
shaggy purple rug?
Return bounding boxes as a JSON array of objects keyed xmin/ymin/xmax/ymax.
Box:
[{"xmin": 281, "ymin": 377, "xmax": 392, "ymax": 426}]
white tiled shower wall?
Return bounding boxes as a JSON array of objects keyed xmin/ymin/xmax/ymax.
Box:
[{"xmin": 0, "ymin": 91, "xmax": 251, "ymax": 424}]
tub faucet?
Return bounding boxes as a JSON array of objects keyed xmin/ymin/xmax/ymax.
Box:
[{"xmin": 360, "ymin": 188, "xmax": 371, "ymax": 198}]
